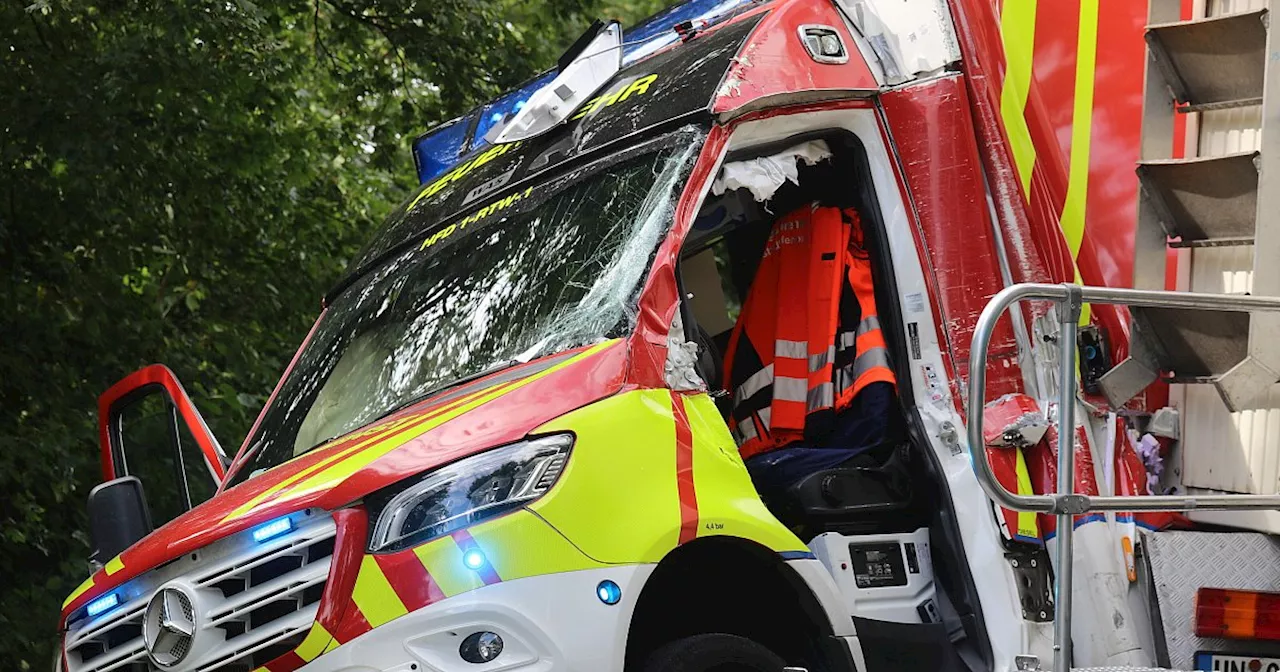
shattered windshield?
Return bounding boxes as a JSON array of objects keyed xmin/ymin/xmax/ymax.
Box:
[{"xmin": 228, "ymin": 127, "xmax": 704, "ymax": 486}]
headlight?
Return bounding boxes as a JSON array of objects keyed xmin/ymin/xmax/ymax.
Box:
[{"xmin": 367, "ymin": 434, "xmax": 573, "ymax": 553}]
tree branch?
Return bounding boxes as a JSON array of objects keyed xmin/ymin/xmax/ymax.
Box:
[{"xmin": 320, "ymin": 0, "xmax": 421, "ymax": 110}]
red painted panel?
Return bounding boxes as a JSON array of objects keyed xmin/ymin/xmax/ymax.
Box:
[
  {"xmin": 317, "ymin": 508, "xmax": 367, "ymax": 629},
  {"xmin": 711, "ymin": 0, "xmax": 878, "ymax": 116},
  {"xmin": 880, "ymin": 76, "xmax": 1025, "ymax": 399},
  {"xmin": 1081, "ymin": 1, "xmax": 1147, "ymax": 291},
  {"xmin": 945, "ymin": 0, "xmax": 1061, "ymax": 296},
  {"xmin": 628, "ymin": 124, "xmax": 731, "ymax": 388}
]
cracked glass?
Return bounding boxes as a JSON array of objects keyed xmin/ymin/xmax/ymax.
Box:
[{"xmin": 228, "ymin": 127, "xmax": 705, "ymax": 486}]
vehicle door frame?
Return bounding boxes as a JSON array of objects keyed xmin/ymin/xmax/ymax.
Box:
[{"xmin": 97, "ymin": 364, "xmax": 228, "ymax": 505}]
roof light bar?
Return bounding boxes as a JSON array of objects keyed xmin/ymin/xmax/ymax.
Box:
[{"xmin": 1196, "ymin": 587, "xmax": 1280, "ymax": 641}]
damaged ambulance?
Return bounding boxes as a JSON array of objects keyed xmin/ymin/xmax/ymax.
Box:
[{"xmin": 56, "ymin": 1, "xmax": 1280, "ymax": 671}]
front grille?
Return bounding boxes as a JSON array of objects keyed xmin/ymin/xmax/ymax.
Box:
[{"xmin": 64, "ymin": 510, "xmax": 336, "ymax": 672}]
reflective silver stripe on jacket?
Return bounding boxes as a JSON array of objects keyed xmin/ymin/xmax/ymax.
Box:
[
  {"xmin": 808, "ymin": 346, "xmax": 835, "ymax": 373},
  {"xmin": 775, "ymin": 339, "xmax": 808, "ymax": 359},
  {"xmin": 836, "ymin": 346, "xmax": 892, "ymax": 392},
  {"xmin": 837, "ymin": 316, "xmax": 881, "ymax": 352},
  {"xmin": 734, "ymin": 363, "xmax": 775, "ymax": 403},
  {"xmin": 773, "ymin": 376, "xmax": 808, "ymax": 403},
  {"xmin": 807, "ymin": 382, "xmax": 834, "ymax": 412}
]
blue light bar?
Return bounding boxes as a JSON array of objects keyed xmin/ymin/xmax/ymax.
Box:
[
  {"xmin": 411, "ymin": 0, "xmax": 757, "ymax": 184},
  {"xmin": 86, "ymin": 593, "xmax": 120, "ymax": 618},
  {"xmin": 251, "ymin": 517, "xmax": 294, "ymax": 543}
]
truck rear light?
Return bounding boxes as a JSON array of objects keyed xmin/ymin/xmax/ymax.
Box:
[{"xmin": 1195, "ymin": 588, "xmax": 1280, "ymax": 640}]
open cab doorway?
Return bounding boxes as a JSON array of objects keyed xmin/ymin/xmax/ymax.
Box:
[{"xmin": 663, "ymin": 112, "xmax": 997, "ymax": 672}]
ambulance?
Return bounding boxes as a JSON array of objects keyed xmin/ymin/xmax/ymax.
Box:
[{"xmin": 56, "ymin": 1, "xmax": 1280, "ymax": 671}]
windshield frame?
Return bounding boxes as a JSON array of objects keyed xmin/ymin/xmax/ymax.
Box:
[{"xmin": 221, "ymin": 124, "xmax": 710, "ymax": 489}]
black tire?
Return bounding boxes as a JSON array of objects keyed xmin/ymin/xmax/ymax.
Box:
[{"xmin": 641, "ymin": 633, "xmax": 788, "ymax": 672}]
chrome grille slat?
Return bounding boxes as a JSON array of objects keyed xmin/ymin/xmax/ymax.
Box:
[
  {"xmin": 207, "ymin": 556, "xmax": 330, "ymax": 627},
  {"xmin": 65, "ymin": 605, "xmax": 145, "ymax": 650},
  {"xmin": 194, "ymin": 604, "xmax": 319, "ymax": 672},
  {"xmin": 71, "ymin": 638, "xmax": 145, "ymax": 672},
  {"xmin": 64, "ymin": 510, "xmax": 336, "ymax": 672},
  {"xmin": 193, "ymin": 519, "xmax": 336, "ymax": 586}
]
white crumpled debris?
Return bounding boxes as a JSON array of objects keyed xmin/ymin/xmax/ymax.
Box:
[
  {"xmin": 1133, "ymin": 432, "xmax": 1164, "ymax": 494},
  {"xmin": 711, "ymin": 139, "xmax": 833, "ymax": 202}
]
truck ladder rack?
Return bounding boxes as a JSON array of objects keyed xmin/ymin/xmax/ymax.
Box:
[{"xmin": 967, "ymin": 283, "xmax": 1280, "ymax": 672}]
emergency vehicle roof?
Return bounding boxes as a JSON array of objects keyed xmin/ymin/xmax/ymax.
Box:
[
  {"xmin": 340, "ymin": 11, "xmax": 765, "ymax": 294},
  {"xmin": 410, "ymin": 0, "xmax": 761, "ymax": 185}
]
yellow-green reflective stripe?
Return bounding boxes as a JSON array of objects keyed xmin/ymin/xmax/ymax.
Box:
[
  {"xmin": 999, "ymin": 0, "xmax": 1039, "ymax": 195},
  {"xmin": 1062, "ymin": 0, "xmax": 1100, "ymax": 326},
  {"xmin": 294, "ymin": 622, "xmax": 332, "ymax": 662},
  {"xmin": 104, "ymin": 555, "xmax": 125, "ymax": 576},
  {"xmin": 1014, "ymin": 448, "xmax": 1039, "ymax": 540},
  {"xmin": 62, "ymin": 576, "xmax": 94, "ymax": 609}
]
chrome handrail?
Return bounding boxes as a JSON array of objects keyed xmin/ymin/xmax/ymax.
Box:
[{"xmin": 965, "ymin": 282, "xmax": 1280, "ymax": 672}]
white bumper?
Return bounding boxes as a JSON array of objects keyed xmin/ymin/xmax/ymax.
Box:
[{"xmin": 302, "ymin": 565, "xmax": 655, "ymax": 672}]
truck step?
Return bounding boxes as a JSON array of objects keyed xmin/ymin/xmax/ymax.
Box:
[
  {"xmin": 1137, "ymin": 152, "xmax": 1258, "ymax": 247},
  {"xmin": 1145, "ymin": 9, "xmax": 1268, "ymax": 111},
  {"xmin": 1120, "ymin": 0, "xmax": 1280, "ymax": 412},
  {"xmin": 1098, "ymin": 305, "xmax": 1249, "ymax": 409}
]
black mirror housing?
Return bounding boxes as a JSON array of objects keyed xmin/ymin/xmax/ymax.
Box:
[{"xmin": 88, "ymin": 476, "xmax": 154, "ymax": 563}]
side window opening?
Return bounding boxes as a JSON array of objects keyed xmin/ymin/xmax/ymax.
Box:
[
  {"xmin": 679, "ymin": 128, "xmax": 913, "ymax": 478},
  {"xmin": 113, "ymin": 389, "xmax": 215, "ymax": 525}
]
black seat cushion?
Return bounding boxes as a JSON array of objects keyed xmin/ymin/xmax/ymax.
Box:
[{"xmin": 748, "ymin": 443, "xmax": 923, "ymax": 536}]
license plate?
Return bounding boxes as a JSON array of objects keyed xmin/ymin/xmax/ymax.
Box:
[{"xmin": 1195, "ymin": 651, "xmax": 1280, "ymax": 672}]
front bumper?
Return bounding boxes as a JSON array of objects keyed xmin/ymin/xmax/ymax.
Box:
[{"xmin": 303, "ymin": 564, "xmax": 655, "ymax": 672}]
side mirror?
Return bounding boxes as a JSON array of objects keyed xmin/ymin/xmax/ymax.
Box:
[{"xmin": 88, "ymin": 476, "xmax": 154, "ymax": 564}]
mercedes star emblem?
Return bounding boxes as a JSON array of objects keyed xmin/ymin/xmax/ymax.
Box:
[{"xmin": 143, "ymin": 586, "xmax": 197, "ymax": 667}]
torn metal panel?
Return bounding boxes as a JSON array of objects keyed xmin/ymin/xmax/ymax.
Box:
[
  {"xmin": 665, "ymin": 310, "xmax": 707, "ymax": 392},
  {"xmin": 983, "ymin": 393, "xmax": 1049, "ymax": 448}
]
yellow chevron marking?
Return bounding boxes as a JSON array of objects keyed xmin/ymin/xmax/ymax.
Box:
[
  {"xmin": 104, "ymin": 555, "xmax": 125, "ymax": 576},
  {"xmin": 294, "ymin": 622, "xmax": 333, "ymax": 662},
  {"xmin": 350, "ymin": 555, "xmax": 408, "ymax": 628},
  {"xmin": 62, "ymin": 576, "xmax": 95, "ymax": 610}
]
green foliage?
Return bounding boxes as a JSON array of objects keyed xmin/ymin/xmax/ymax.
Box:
[{"xmin": 0, "ymin": 0, "xmax": 673, "ymax": 667}]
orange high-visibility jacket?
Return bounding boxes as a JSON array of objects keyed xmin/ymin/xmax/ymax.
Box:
[{"xmin": 723, "ymin": 203, "xmax": 896, "ymax": 460}]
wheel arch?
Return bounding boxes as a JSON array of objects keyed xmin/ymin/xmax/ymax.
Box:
[{"xmin": 624, "ymin": 535, "xmax": 857, "ymax": 672}]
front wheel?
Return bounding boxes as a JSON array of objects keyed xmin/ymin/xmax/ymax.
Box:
[{"xmin": 641, "ymin": 633, "xmax": 788, "ymax": 672}]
